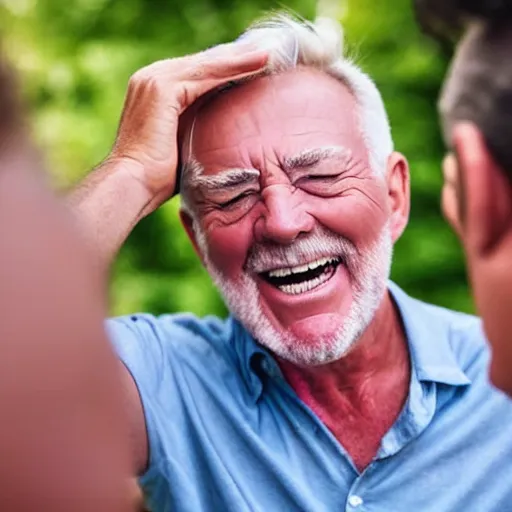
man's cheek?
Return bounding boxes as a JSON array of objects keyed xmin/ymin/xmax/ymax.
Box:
[
  {"xmin": 470, "ymin": 267, "xmax": 510, "ymax": 340},
  {"xmin": 208, "ymin": 231, "xmax": 250, "ymax": 273},
  {"xmin": 318, "ymin": 199, "xmax": 385, "ymax": 247}
]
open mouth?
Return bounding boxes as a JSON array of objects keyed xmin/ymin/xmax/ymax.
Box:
[{"xmin": 259, "ymin": 257, "xmax": 342, "ymax": 295}]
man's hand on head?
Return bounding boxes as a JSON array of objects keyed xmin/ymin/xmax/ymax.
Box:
[
  {"xmin": 108, "ymin": 42, "xmax": 268, "ymax": 216},
  {"xmin": 68, "ymin": 41, "xmax": 267, "ymax": 270}
]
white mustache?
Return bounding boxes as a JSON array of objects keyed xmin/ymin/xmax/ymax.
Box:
[{"xmin": 245, "ymin": 228, "xmax": 359, "ymax": 274}]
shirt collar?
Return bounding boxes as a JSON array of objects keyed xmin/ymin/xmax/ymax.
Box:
[
  {"xmin": 230, "ymin": 281, "xmax": 470, "ymax": 400},
  {"xmin": 228, "ymin": 317, "xmax": 276, "ymax": 401},
  {"xmin": 388, "ymin": 281, "xmax": 471, "ymax": 387}
]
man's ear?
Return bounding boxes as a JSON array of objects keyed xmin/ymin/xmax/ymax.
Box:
[
  {"xmin": 386, "ymin": 152, "xmax": 410, "ymax": 243},
  {"xmin": 179, "ymin": 209, "xmax": 205, "ymax": 265},
  {"xmin": 452, "ymin": 122, "xmax": 512, "ymax": 256},
  {"xmin": 441, "ymin": 153, "xmax": 464, "ymax": 238}
]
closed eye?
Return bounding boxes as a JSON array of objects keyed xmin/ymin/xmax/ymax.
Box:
[
  {"xmin": 218, "ymin": 191, "xmax": 255, "ymax": 209},
  {"xmin": 304, "ymin": 173, "xmax": 342, "ymax": 181},
  {"xmin": 294, "ymin": 173, "xmax": 345, "ymax": 198}
]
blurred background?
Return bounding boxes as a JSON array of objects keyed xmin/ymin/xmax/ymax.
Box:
[{"xmin": 0, "ymin": 0, "xmax": 471, "ymax": 317}]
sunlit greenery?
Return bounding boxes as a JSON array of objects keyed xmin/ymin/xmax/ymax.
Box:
[{"xmin": 1, "ymin": 0, "xmax": 472, "ymax": 316}]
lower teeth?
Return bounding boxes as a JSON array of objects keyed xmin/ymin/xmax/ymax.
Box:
[{"xmin": 278, "ymin": 268, "xmax": 334, "ymax": 295}]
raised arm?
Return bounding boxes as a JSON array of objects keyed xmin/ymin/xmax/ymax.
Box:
[
  {"xmin": 69, "ymin": 43, "xmax": 267, "ymax": 476},
  {"xmin": 68, "ymin": 43, "xmax": 268, "ymax": 272}
]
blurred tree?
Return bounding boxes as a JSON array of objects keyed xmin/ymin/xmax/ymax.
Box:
[{"xmin": 0, "ymin": 0, "xmax": 472, "ymax": 317}]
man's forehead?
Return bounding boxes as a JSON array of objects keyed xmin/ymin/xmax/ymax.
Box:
[{"xmin": 185, "ymin": 68, "xmax": 362, "ymax": 172}]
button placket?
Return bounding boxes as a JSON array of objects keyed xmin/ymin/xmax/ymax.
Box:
[
  {"xmin": 346, "ymin": 474, "xmax": 368, "ymax": 511},
  {"xmin": 348, "ymin": 495, "xmax": 364, "ymax": 508}
]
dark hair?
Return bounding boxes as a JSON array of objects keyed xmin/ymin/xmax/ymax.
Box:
[
  {"xmin": 416, "ymin": 1, "xmax": 512, "ymax": 179},
  {"xmin": 414, "ymin": 0, "xmax": 512, "ymax": 40}
]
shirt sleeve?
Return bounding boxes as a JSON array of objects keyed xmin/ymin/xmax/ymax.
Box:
[
  {"xmin": 106, "ymin": 314, "xmax": 168, "ymax": 487},
  {"xmin": 105, "ymin": 312, "xmax": 239, "ymax": 508}
]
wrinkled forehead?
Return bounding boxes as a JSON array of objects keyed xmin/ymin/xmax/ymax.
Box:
[{"xmin": 180, "ymin": 68, "xmax": 367, "ymax": 176}]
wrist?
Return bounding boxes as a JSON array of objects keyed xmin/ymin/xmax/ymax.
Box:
[
  {"xmin": 96, "ymin": 156, "xmax": 155, "ymax": 218},
  {"xmin": 102, "ymin": 155, "xmax": 173, "ymax": 218}
]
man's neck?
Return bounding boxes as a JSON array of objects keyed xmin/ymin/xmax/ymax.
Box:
[{"xmin": 277, "ymin": 291, "xmax": 411, "ymax": 471}]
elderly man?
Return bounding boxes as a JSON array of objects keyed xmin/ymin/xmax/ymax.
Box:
[
  {"xmin": 414, "ymin": 1, "xmax": 512, "ymax": 398},
  {"xmin": 71, "ymin": 14, "xmax": 512, "ymax": 512}
]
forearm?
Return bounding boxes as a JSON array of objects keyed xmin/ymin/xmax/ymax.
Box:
[{"xmin": 67, "ymin": 158, "xmax": 154, "ymax": 271}]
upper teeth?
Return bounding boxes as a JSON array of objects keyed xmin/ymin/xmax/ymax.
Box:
[{"xmin": 267, "ymin": 257, "xmax": 338, "ymax": 278}]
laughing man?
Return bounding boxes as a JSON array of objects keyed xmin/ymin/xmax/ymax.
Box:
[{"xmin": 71, "ymin": 14, "xmax": 512, "ymax": 512}]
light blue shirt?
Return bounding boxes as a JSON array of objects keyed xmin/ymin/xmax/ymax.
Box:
[{"xmin": 108, "ymin": 283, "xmax": 512, "ymax": 512}]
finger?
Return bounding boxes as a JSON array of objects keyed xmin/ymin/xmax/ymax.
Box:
[
  {"xmin": 200, "ymin": 39, "xmax": 259, "ymax": 58},
  {"xmin": 174, "ymin": 50, "xmax": 268, "ymax": 112},
  {"xmin": 187, "ymin": 50, "xmax": 268, "ymax": 82},
  {"xmin": 142, "ymin": 42, "xmax": 264, "ymax": 79},
  {"xmin": 133, "ymin": 49, "xmax": 267, "ymax": 104}
]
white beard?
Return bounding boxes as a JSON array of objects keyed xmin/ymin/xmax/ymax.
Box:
[{"xmin": 193, "ymin": 222, "xmax": 393, "ymax": 366}]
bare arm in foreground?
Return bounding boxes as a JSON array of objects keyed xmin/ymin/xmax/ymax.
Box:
[
  {"xmin": 0, "ymin": 56, "xmax": 132, "ymax": 511},
  {"xmin": 67, "ymin": 42, "xmax": 268, "ymax": 474}
]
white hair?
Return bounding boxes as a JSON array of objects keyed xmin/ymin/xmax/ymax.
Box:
[
  {"xmin": 180, "ymin": 13, "xmax": 394, "ymax": 215},
  {"xmin": 237, "ymin": 14, "xmax": 393, "ymax": 170}
]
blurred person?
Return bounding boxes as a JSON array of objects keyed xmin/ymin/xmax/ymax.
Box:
[
  {"xmin": 70, "ymin": 14, "xmax": 512, "ymax": 512},
  {"xmin": 415, "ymin": 0, "xmax": 512, "ymax": 396},
  {"xmin": 0, "ymin": 52, "xmax": 135, "ymax": 510}
]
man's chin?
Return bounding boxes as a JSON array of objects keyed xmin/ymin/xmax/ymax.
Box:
[
  {"xmin": 275, "ymin": 338, "xmax": 349, "ymax": 368},
  {"xmin": 284, "ymin": 313, "xmax": 343, "ymax": 346},
  {"xmin": 263, "ymin": 312, "xmax": 354, "ymax": 367},
  {"xmin": 253, "ymin": 281, "xmax": 355, "ymax": 365}
]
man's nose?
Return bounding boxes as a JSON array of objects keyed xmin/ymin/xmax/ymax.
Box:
[{"xmin": 254, "ymin": 185, "xmax": 314, "ymax": 244}]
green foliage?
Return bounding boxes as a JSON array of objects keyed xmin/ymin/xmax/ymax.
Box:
[{"xmin": 1, "ymin": 0, "xmax": 473, "ymax": 317}]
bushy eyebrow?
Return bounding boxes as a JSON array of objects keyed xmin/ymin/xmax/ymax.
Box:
[
  {"xmin": 185, "ymin": 145, "xmax": 349, "ymax": 198},
  {"xmin": 192, "ymin": 168, "xmax": 260, "ymax": 192},
  {"xmin": 284, "ymin": 146, "xmax": 351, "ymax": 171}
]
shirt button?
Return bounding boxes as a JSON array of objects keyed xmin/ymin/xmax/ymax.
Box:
[{"xmin": 348, "ymin": 495, "xmax": 364, "ymax": 507}]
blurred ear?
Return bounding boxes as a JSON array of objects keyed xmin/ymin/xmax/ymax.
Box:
[
  {"xmin": 452, "ymin": 122, "xmax": 512, "ymax": 256},
  {"xmin": 179, "ymin": 209, "xmax": 205, "ymax": 265},
  {"xmin": 441, "ymin": 153, "xmax": 463, "ymax": 237},
  {"xmin": 386, "ymin": 151, "xmax": 410, "ymax": 242}
]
